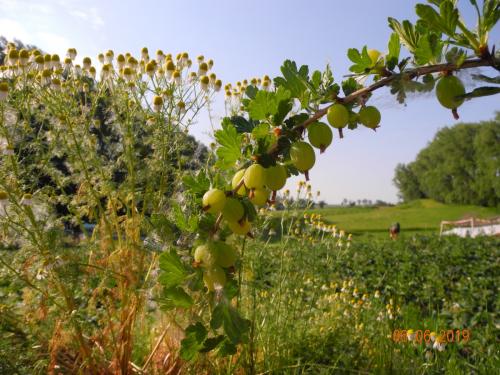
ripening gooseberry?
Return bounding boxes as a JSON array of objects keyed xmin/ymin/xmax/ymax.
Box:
[
  {"xmin": 367, "ymin": 49, "xmax": 381, "ymax": 66},
  {"xmin": 307, "ymin": 122, "xmax": 332, "ymax": 153},
  {"xmin": 222, "ymin": 198, "xmax": 244, "ymax": 222},
  {"xmin": 212, "ymin": 241, "xmax": 238, "ymax": 268},
  {"xmin": 266, "ymin": 164, "xmax": 287, "ymax": 191},
  {"xmin": 203, "ymin": 266, "xmax": 226, "ymax": 291},
  {"xmin": 232, "ymin": 169, "xmax": 247, "ymax": 196},
  {"xmin": 244, "ymin": 164, "xmax": 267, "ymax": 190},
  {"xmin": 290, "ymin": 141, "xmax": 315, "ymax": 173},
  {"xmin": 250, "ymin": 188, "xmax": 270, "ymax": 206},
  {"xmin": 202, "ymin": 188, "xmax": 226, "ymax": 214},
  {"xmin": 327, "ymin": 104, "xmax": 349, "ymax": 129},
  {"xmin": 358, "ymin": 106, "xmax": 381, "ymax": 129},
  {"xmin": 227, "ymin": 219, "xmax": 251, "ymax": 236},
  {"xmin": 435, "ymin": 75, "xmax": 465, "ymax": 110},
  {"xmin": 194, "ymin": 244, "xmax": 216, "ymax": 267}
]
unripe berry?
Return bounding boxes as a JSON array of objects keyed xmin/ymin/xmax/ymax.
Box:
[
  {"xmin": 202, "ymin": 188, "xmax": 226, "ymax": 214},
  {"xmin": 358, "ymin": 106, "xmax": 381, "ymax": 129},
  {"xmin": 327, "ymin": 104, "xmax": 349, "ymax": 129}
]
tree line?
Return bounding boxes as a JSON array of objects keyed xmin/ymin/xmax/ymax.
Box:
[{"xmin": 393, "ymin": 113, "xmax": 500, "ymax": 207}]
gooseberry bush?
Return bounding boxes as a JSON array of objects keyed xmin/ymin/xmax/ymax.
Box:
[{"xmin": 0, "ymin": 0, "xmax": 499, "ymax": 373}]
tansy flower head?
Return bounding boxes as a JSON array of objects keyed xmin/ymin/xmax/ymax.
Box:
[
  {"xmin": 153, "ymin": 95, "xmax": 163, "ymax": 112},
  {"xmin": 82, "ymin": 57, "xmax": 91, "ymax": 69},
  {"xmin": 21, "ymin": 193, "xmax": 33, "ymax": 206},
  {"xmin": 0, "ymin": 190, "xmax": 8, "ymax": 201},
  {"xmin": 67, "ymin": 48, "xmax": 77, "ymax": 60},
  {"xmin": 165, "ymin": 60, "xmax": 176, "ymax": 72},
  {"xmin": 0, "ymin": 82, "xmax": 8, "ymax": 101},
  {"xmin": 214, "ymin": 79, "xmax": 222, "ymax": 91}
]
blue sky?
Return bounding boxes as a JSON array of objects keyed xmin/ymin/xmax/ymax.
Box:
[{"xmin": 1, "ymin": 0, "xmax": 498, "ymax": 203}]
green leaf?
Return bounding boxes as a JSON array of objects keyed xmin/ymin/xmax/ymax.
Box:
[
  {"xmin": 311, "ymin": 70, "xmax": 322, "ymax": 88},
  {"xmin": 241, "ymin": 198, "xmax": 258, "ymax": 222},
  {"xmin": 342, "ymin": 78, "xmax": 359, "ymax": 96},
  {"xmin": 459, "ymin": 86, "xmax": 500, "ymax": 100},
  {"xmin": 347, "ymin": 47, "xmax": 373, "ymax": 73},
  {"xmin": 386, "ymin": 32, "xmax": 401, "ymax": 70},
  {"xmin": 200, "ymin": 335, "xmax": 225, "ymax": 353},
  {"xmin": 217, "ymin": 339, "xmax": 237, "ymax": 356},
  {"xmin": 388, "ymin": 18, "xmax": 420, "ymax": 52},
  {"xmin": 215, "ymin": 119, "xmax": 242, "ymax": 169},
  {"xmin": 445, "ymin": 47, "xmax": 467, "ymax": 66},
  {"xmin": 415, "ymin": 4, "xmax": 449, "ymax": 35},
  {"xmin": 273, "ymin": 100, "xmax": 293, "ymax": 126},
  {"xmin": 245, "ymin": 85, "xmax": 258, "ymax": 99},
  {"xmin": 158, "ymin": 250, "xmax": 187, "ymax": 287},
  {"xmin": 171, "ymin": 202, "xmax": 196, "ymax": 232},
  {"xmin": 284, "ymin": 113, "xmax": 309, "ymax": 129},
  {"xmin": 180, "ymin": 322, "xmax": 207, "ymax": 361},
  {"xmin": 482, "ymin": 0, "xmax": 500, "ymax": 35},
  {"xmin": 274, "ymin": 60, "xmax": 310, "ymax": 106},
  {"xmin": 149, "ymin": 214, "xmax": 178, "ymax": 243},
  {"xmin": 229, "ymin": 116, "xmax": 255, "ymax": 133},
  {"xmin": 414, "ymin": 33, "xmax": 443, "ymax": 65},
  {"xmin": 471, "ymin": 74, "xmax": 500, "ymax": 84},
  {"xmin": 251, "ymin": 123, "xmax": 270, "ymax": 139},
  {"xmin": 182, "ymin": 172, "xmax": 210, "ymax": 196},
  {"xmin": 210, "ymin": 301, "xmax": 251, "ymax": 344},
  {"xmin": 160, "ymin": 286, "xmax": 194, "ymax": 309},
  {"xmin": 247, "ymin": 87, "xmax": 291, "ymax": 120}
]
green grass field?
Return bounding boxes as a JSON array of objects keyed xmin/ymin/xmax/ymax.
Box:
[{"xmin": 306, "ymin": 199, "xmax": 499, "ymax": 236}]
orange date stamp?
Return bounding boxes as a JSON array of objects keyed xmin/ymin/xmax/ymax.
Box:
[{"xmin": 392, "ymin": 329, "xmax": 471, "ymax": 344}]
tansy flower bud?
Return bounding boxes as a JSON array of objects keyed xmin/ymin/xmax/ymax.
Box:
[
  {"xmin": 207, "ymin": 59, "xmax": 214, "ymax": 69},
  {"xmin": 141, "ymin": 47, "xmax": 149, "ymax": 59},
  {"xmin": 199, "ymin": 75, "xmax": 209, "ymax": 91},
  {"xmin": 21, "ymin": 193, "xmax": 33, "ymax": 206},
  {"xmin": 97, "ymin": 53, "xmax": 104, "ymax": 64},
  {"xmin": 198, "ymin": 62, "xmax": 208, "ymax": 76},
  {"xmin": 7, "ymin": 49, "xmax": 19, "ymax": 65},
  {"xmin": 153, "ymin": 95, "xmax": 163, "ymax": 112},
  {"xmin": 0, "ymin": 82, "xmax": 8, "ymax": 101},
  {"xmin": 0, "ymin": 190, "xmax": 8, "ymax": 202},
  {"xmin": 88, "ymin": 66, "xmax": 96, "ymax": 79},
  {"xmin": 67, "ymin": 48, "xmax": 77, "ymax": 60},
  {"xmin": 214, "ymin": 79, "xmax": 222, "ymax": 92},
  {"xmin": 82, "ymin": 57, "xmax": 91, "ymax": 69},
  {"xmin": 3, "ymin": 145, "xmax": 14, "ymax": 155},
  {"xmin": 172, "ymin": 70, "xmax": 181, "ymax": 84},
  {"xmin": 116, "ymin": 54, "xmax": 125, "ymax": 69},
  {"xmin": 146, "ymin": 61, "xmax": 157, "ymax": 77},
  {"xmin": 19, "ymin": 49, "xmax": 29, "ymax": 65},
  {"xmin": 188, "ymin": 71, "xmax": 197, "ymax": 82},
  {"xmin": 177, "ymin": 100, "xmax": 186, "ymax": 113},
  {"xmin": 104, "ymin": 50, "xmax": 114, "ymax": 64},
  {"xmin": 51, "ymin": 78, "xmax": 61, "ymax": 90},
  {"xmin": 197, "ymin": 55, "xmax": 204, "ymax": 63}
]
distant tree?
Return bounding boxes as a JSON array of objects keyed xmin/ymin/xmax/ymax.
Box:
[
  {"xmin": 318, "ymin": 200, "xmax": 326, "ymax": 208},
  {"xmin": 393, "ymin": 163, "xmax": 425, "ymax": 202},
  {"xmin": 393, "ymin": 113, "xmax": 500, "ymax": 207}
]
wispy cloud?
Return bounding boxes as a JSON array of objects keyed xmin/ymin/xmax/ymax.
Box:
[
  {"xmin": 0, "ymin": 18, "xmax": 71, "ymax": 55},
  {"xmin": 67, "ymin": 6, "xmax": 105, "ymax": 30}
]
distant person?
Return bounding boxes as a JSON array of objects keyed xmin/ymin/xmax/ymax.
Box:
[{"xmin": 389, "ymin": 222, "xmax": 400, "ymax": 240}]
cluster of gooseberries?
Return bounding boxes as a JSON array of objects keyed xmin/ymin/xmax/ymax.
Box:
[{"xmin": 199, "ymin": 163, "xmax": 288, "ymax": 290}]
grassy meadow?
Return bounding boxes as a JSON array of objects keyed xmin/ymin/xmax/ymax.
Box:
[{"xmin": 305, "ymin": 199, "xmax": 499, "ymax": 237}]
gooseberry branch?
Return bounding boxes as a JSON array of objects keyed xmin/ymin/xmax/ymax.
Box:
[{"xmin": 293, "ymin": 56, "xmax": 499, "ymax": 132}]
